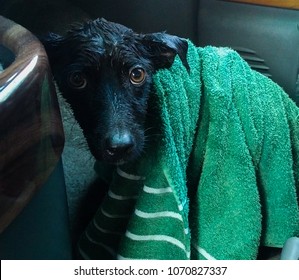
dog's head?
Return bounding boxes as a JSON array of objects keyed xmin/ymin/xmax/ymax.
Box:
[{"xmin": 42, "ymin": 18, "xmax": 188, "ymax": 164}]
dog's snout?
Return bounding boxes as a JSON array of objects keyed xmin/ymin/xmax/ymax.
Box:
[{"xmin": 105, "ymin": 131, "xmax": 134, "ymax": 160}]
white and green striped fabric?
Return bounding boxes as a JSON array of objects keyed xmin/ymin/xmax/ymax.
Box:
[{"xmin": 78, "ymin": 165, "xmax": 191, "ymax": 259}]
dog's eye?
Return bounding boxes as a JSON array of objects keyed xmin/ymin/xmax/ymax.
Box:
[
  {"xmin": 68, "ymin": 71, "xmax": 87, "ymax": 90},
  {"xmin": 129, "ymin": 67, "xmax": 146, "ymax": 85}
]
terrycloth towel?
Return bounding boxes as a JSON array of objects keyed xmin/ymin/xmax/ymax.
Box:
[{"xmin": 78, "ymin": 41, "xmax": 299, "ymax": 260}]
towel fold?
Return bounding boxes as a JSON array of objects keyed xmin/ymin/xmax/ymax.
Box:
[{"xmin": 78, "ymin": 41, "xmax": 299, "ymax": 260}]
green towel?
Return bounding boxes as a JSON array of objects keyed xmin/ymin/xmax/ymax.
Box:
[{"xmin": 78, "ymin": 41, "xmax": 299, "ymax": 260}]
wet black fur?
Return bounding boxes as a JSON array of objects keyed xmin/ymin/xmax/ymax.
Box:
[{"xmin": 42, "ymin": 18, "xmax": 189, "ymax": 164}]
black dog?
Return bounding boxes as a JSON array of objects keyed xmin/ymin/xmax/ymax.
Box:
[{"xmin": 42, "ymin": 18, "xmax": 189, "ymax": 164}]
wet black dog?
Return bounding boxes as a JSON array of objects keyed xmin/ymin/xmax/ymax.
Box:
[{"xmin": 42, "ymin": 18, "xmax": 188, "ymax": 164}]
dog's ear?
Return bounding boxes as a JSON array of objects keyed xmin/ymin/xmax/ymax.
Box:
[
  {"xmin": 39, "ymin": 33, "xmax": 68, "ymax": 70},
  {"xmin": 141, "ymin": 32, "xmax": 189, "ymax": 71}
]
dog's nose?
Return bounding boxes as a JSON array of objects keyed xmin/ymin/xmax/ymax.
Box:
[{"xmin": 105, "ymin": 132, "xmax": 134, "ymax": 158}]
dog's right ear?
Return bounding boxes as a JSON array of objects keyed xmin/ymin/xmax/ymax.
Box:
[{"xmin": 39, "ymin": 33, "xmax": 67, "ymax": 68}]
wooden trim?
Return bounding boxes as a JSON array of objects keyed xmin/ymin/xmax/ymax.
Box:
[
  {"xmin": 0, "ymin": 16, "xmax": 64, "ymax": 233},
  {"xmin": 227, "ymin": 0, "xmax": 299, "ymax": 10}
]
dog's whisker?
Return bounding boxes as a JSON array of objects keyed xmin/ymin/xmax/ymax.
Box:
[{"xmin": 144, "ymin": 126, "xmax": 154, "ymax": 133}]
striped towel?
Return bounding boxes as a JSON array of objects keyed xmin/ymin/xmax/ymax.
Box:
[{"xmin": 78, "ymin": 163, "xmax": 192, "ymax": 259}]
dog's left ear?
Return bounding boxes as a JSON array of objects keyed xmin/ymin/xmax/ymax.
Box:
[{"xmin": 141, "ymin": 33, "xmax": 189, "ymax": 71}]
